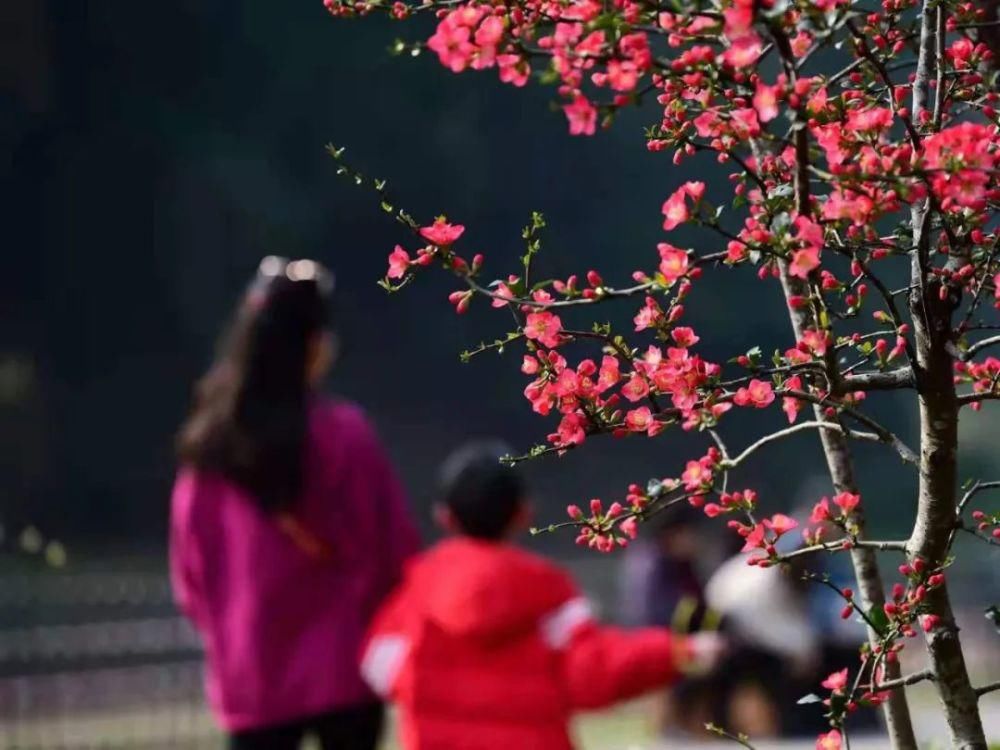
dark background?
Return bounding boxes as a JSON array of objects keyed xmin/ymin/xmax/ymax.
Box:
[{"xmin": 1, "ymin": 0, "xmax": 995, "ymax": 562}]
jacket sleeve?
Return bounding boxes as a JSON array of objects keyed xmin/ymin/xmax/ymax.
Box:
[
  {"xmin": 360, "ymin": 588, "xmax": 412, "ymax": 700},
  {"xmin": 561, "ymin": 623, "xmax": 686, "ymax": 709},
  {"xmin": 168, "ymin": 471, "xmax": 207, "ymax": 631}
]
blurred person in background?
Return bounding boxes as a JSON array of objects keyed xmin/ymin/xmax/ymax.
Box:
[
  {"xmin": 360, "ymin": 442, "xmax": 726, "ymax": 750},
  {"xmin": 171, "ymin": 257, "xmax": 420, "ymax": 750},
  {"xmin": 705, "ymin": 533, "xmax": 821, "ymax": 738},
  {"xmin": 617, "ymin": 505, "xmax": 721, "ymax": 738}
]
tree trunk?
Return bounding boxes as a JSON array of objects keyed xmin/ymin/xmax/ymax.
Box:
[
  {"xmin": 906, "ymin": 277, "xmax": 986, "ymax": 749},
  {"xmin": 779, "ymin": 268, "xmax": 919, "ymax": 750}
]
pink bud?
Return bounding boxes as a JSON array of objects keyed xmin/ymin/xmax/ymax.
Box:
[
  {"xmin": 841, "ymin": 604, "xmax": 854, "ymax": 620},
  {"xmin": 590, "ymin": 498, "xmax": 603, "ymax": 515},
  {"xmin": 898, "ymin": 564, "xmax": 912, "ymax": 577},
  {"xmin": 586, "ymin": 270, "xmax": 603, "ymax": 288},
  {"xmin": 928, "ymin": 573, "xmax": 945, "ymax": 587},
  {"xmin": 607, "ymin": 502, "xmax": 624, "ymax": 519},
  {"xmin": 892, "ymin": 583, "xmax": 906, "ymax": 601},
  {"xmin": 567, "ymin": 505, "xmax": 583, "ymax": 521},
  {"xmin": 884, "ymin": 602, "xmax": 898, "ymax": 617},
  {"xmin": 842, "ymin": 588, "xmax": 854, "ymax": 599},
  {"xmin": 972, "ymin": 510, "xmax": 986, "ymax": 521},
  {"xmin": 921, "ymin": 614, "xmax": 941, "ymax": 633}
]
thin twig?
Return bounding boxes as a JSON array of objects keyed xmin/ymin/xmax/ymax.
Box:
[{"xmin": 975, "ymin": 680, "xmax": 1000, "ymax": 698}]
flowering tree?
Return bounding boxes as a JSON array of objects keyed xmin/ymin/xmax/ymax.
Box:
[{"xmin": 323, "ymin": 0, "xmax": 1000, "ymax": 747}]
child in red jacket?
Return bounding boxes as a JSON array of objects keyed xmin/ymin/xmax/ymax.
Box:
[{"xmin": 361, "ymin": 442, "xmax": 724, "ymax": 750}]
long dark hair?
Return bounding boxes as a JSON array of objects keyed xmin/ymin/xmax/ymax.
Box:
[{"xmin": 177, "ymin": 257, "xmax": 335, "ymax": 512}]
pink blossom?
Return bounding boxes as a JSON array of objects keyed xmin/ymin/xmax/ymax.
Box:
[
  {"xmin": 733, "ymin": 379, "xmax": 775, "ymax": 408},
  {"xmin": 387, "ymin": 245, "xmax": 411, "ymax": 279},
  {"xmin": 427, "ymin": 15, "xmax": 475, "ymax": 73},
  {"xmin": 811, "ymin": 498, "xmax": 832, "ymax": 524},
  {"xmin": 634, "ymin": 296, "xmax": 663, "ymax": 331},
  {"xmin": 821, "ymin": 668, "xmax": 849, "ymax": 693},
  {"xmin": 625, "ymin": 406, "xmax": 656, "ymax": 434},
  {"xmin": 681, "ymin": 460, "xmax": 712, "ymax": 491},
  {"xmin": 606, "ymin": 60, "xmax": 639, "ymax": 92},
  {"xmin": 846, "ymin": 106, "xmax": 893, "ymax": 133},
  {"xmin": 789, "ymin": 247, "xmax": 821, "ymax": 279},
  {"xmin": 524, "ymin": 311, "xmax": 563, "ymax": 348},
  {"xmin": 563, "ymin": 95, "xmax": 597, "ymax": 136},
  {"xmin": 817, "ymin": 729, "xmax": 842, "ymax": 750},
  {"xmin": 833, "ymin": 491, "xmax": 860, "ymax": 515},
  {"xmin": 661, "ymin": 183, "xmax": 705, "ymax": 231},
  {"xmin": 557, "ymin": 412, "xmax": 587, "ymax": 445},
  {"xmin": 765, "ymin": 513, "xmax": 799, "ymax": 537},
  {"xmin": 782, "ymin": 375, "xmax": 804, "ymax": 423},
  {"xmin": 497, "ymin": 54, "xmax": 529, "ymax": 87},
  {"xmin": 672, "ymin": 327, "xmax": 699, "ymax": 347},
  {"xmin": 474, "ymin": 15, "xmax": 504, "ymax": 46},
  {"xmin": 753, "ymin": 81, "xmax": 780, "ymax": 123},
  {"xmin": 658, "ymin": 244, "xmax": 689, "ymax": 282},
  {"xmin": 597, "ymin": 355, "xmax": 621, "ymax": 392},
  {"xmin": 723, "ymin": 36, "xmax": 762, "ymax": 68},
  {"xmin": 621, "ymin": 373, "xmax": 650, "ymax": 402},
  {"xmin": 420, "ymin": 217, "xmax": 466, "ymax": 246}
]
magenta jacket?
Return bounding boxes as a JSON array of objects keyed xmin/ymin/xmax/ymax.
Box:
[{"xmin": 169, "ymin": 398, "xmax": 420, "ymax": 731}]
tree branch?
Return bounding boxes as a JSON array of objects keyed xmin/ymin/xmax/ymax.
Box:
[
  {"xmin": 875, "ymin": 669, "xmax": 936, "ymax": 692},
  {"xmin": 961, "ymin": 334, "xmax": 1000, "ymax": 360},
  {"xmin": 718, "ymin": 420, "xmax": 899, "ymax": 469},
  {"xmin": 784, "ymin": 390, "xmax": 920, "ymax": 465},
  {"xmin": 842, "ymin": 368, "xmax": 915, "ymax": 391},
  {"xmin": 975, "ymin": 680, "xmax": 1000, "ymax": 698},
  {"xmin": 776, "ymin": 538, "xmax": 908, "ymax": 563}
]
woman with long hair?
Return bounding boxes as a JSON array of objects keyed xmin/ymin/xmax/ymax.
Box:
[{"xmin": 171, "ymin": 257, "xmax": 420, "ymax": 750}]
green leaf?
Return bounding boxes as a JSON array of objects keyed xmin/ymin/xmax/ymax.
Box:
[{"xmin": 866, "ymin": 604, "xmax": 890, "ymax": 636}]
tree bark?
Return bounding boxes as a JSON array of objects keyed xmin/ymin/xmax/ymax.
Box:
[
  {"xmin": 906, "ymin": 280, "xmax": 987, "ymax": 749},
  {"xmin": 905, "ymin": 1, "xmax": 987, "ymax": 743},
  {"xmin": 779, "ymin": 268, "xmax": 919, "ymax": 750}
]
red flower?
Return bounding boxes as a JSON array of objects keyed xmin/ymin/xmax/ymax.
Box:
[
  {"xmin": 556, "ymin": 412, "xmax": 587, "ymax": 445},
  {"xmin": 681, "ymin": 460, "xmax": 713, "ymax": 491},
  {"xmin": 816, "ymin": 729, "xmax": 842, "ymax": 750},
  {"xmin": 420, "ymin": 217, "xmax": 466, "ymax": 246},
  {"xmin": 621, "ymin": 373, "xmax": 650, "ymax": 403},
  {"xmin": 789, "ymin": 247, "xmax": 821, "ymax": 279},
  {"xmin": 733, "ymin": 379, "xmax": 775, "ymax": 408},
  {"xmin": 765, "ymin": 513, "xmax": 798, "ymax": 537},
  {"xmin": 821, "ymin": 668, "xmax": 849, "ymax": 693},
  {"xmin": 832, "ymin": 491, "xmax": 860, "ymax": 515},
  {"xmin": 810, "ymin": 498, "xmax": 832, "ymax": 524},
  {"xmin": 671, "ymin": 327, "xmax": 699, "ymax": 347},
  {"xmin": 563, "ymin": 95, "xmax": 597, "ymax": 136},
  {"xmin": 524, "ymin": 311, "xmax": 563, "ymax": 348},
  {"xmin": 782, "ymin": 375, "xmax": 804, "ymax": 423},
  {"xmin": 657, "ymin": 243, "xmax": 689, "ymax": 283},
  {"xmin": 387, "ymin": 245, "xmax": 411, "ymax": 279},
  {"xmin": 753, "ymin": 81, "xmax": 780, "ymax": 123},
  {"xmin": 661, "ymin": 183, "xmax": 705, "ymax": 231}
]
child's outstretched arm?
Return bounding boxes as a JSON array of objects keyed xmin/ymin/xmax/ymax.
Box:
[{"xmin": 549, "ymin": 599, "xmax": 724, "ymax": 709}]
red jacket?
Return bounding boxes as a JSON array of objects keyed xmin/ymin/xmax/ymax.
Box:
[{"xmin": 361, "ymin": 538, "xmax": 686, "ymax": 750}]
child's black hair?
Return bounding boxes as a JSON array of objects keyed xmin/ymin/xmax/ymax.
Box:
[{"xmin": 438, "ymin": 440, "xmax": 525, "ymax": 540}]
